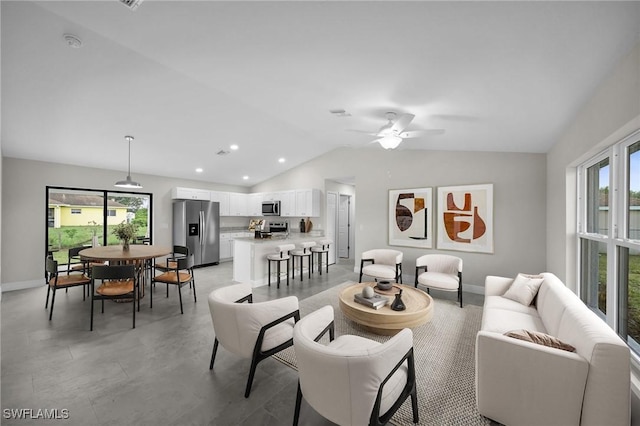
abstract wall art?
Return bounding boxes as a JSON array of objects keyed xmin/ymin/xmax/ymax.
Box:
[
  {"xmin": 389, "ymin": 188, "xmax": 433, "ymax": 248},
  {"xmin": 436, "ymin": 184, "xmax": 493, "ymax": 253}
]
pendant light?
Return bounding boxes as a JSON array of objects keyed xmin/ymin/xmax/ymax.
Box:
[{"xmin": 114, "ymin": 135, "xmax": 143, "ymax": 189}]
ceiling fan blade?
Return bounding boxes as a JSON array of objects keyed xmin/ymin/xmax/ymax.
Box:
[
  {"xmin": 390, "ymin": 113, "xmax": 415, "ymax": 133},
  {"xmin": 347, "ymin": 129, "xmax": 381, "ymax": 137},
  {"xmin": 398, "ymin": 129, "xmax": 445, "ymax": 138}
]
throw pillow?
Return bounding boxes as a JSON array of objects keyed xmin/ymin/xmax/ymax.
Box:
[
  {"xmin": 505, "ymin": 329, "xmax": 576, "ymax": 352},
  {"xmin": 502, "ymin": 273, "xmax": 544, "ymax": 306}
]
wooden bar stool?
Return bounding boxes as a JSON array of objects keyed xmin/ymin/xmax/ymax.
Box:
[
  {"xmin": 310, "ymin": 239, "xmax": 332, "ymax": 275},
  {"xmin": 267, "ymin": 244, "xmax": 295, "ymax": 288},
  {"xmin": 291, "ymin": 242, "xmax": 316, "ymax": 282}
]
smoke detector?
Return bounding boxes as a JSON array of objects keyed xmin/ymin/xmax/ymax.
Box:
[
  {"xmin": 63, "ymin": 34, "xmax": 82, "ymax": 48},
  {"xmin": 118, "ymin": 0, "xmax": 143, "ymax": 11}
]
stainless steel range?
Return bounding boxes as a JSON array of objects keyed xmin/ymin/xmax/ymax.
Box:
[{"xmin": 269, "ymin": 221, "xmax": 289, "ymax": 234}]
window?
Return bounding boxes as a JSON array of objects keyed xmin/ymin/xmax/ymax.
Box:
[
  {"xmin": 46, "ymin": 187, "xmax": 153, "ymax": 266},
  {"xmin": 578, "ymin": 132, "xmax": 640, "ymax": 357}
]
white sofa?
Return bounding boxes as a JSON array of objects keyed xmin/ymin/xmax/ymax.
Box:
[{"xmin": 476, "ymin": 272, "xmax": 630, "ymax": 426}]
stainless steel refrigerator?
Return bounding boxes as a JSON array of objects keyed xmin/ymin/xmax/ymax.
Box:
[{"xmin": 173, "ymin": 200, "xmax": 220, "ymax": 267}]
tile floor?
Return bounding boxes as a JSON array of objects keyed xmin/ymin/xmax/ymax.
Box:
[{"xmin": 1, "ymin": 258, "xmax": 483, "ymax": 425}]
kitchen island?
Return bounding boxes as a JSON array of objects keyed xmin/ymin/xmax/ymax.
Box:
[{"xmin": 233, "ymin": 233, "xmax": 324, "ymax": 287}]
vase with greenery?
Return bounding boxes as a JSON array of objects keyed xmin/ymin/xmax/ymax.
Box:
[{"xmin": 112, "ymin": 221, "xmax": 137, "ymax": 251}]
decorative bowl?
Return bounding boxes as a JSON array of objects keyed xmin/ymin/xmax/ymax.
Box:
[{"xmin": 376, "ymin": 280, "xmax": 393, "ymax": 291}]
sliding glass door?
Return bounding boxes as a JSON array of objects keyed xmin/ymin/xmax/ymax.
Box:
[{"xmin": 46, "ymin": 186, "xmax": 153, "ymax": 267}]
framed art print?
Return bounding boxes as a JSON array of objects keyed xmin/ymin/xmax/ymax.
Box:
[
  {"xmin": 436, "ymin": 184, "xmax": 493, "ymax": 253},
  {"xmin": 389, "ymin": 188, "xmax": 433, "ymax": 249}
]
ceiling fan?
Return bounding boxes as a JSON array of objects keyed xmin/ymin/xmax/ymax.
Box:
[{"xmin": 351, "ymin": 112, "xmax": 445, "ymax": 149}]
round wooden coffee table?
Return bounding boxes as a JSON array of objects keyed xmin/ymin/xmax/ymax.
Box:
[{"xmin": 338, "ymin": 283, "xmax": 433, "ymax": 335}]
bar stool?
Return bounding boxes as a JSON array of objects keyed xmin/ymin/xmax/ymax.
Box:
[
  {"xmin": 291, "ymin": 242, "xmax": 316, "ymax": 281},
  {"xmin": 267, "ymin": 244, "xmax": 295, "ymax": 288},
  {"xmin": 310, "ymin": 239, "xmax": 332, "ymax": 275}
]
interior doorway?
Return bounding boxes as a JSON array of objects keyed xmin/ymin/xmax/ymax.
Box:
[{"xmin": 338, "ymin": 194, "xmax": 351, "ymax": 259}]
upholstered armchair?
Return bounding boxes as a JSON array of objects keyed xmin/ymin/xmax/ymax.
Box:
[
  {"xmin": 293, "ymin": 305, "xmax": 418, "ymax": 426},
  {"xmin": 208, "ymin": 284, "xmax": 300, "ymax": 398},
  {"xmin": 414, "ymin": 254, "xmax": 463, "ymax": 307},
  {"xmin": 359, "ymin": 249, "xmax": 404, "ymax": 283}
]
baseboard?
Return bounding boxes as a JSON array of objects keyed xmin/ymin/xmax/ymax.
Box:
[
  {"xmin": 351, "ymin": 267, "xmax": 485, "ymax": 295},
  {"xmin": 1, "ymin": 279, "xmax": 42, "ymax": 293}
]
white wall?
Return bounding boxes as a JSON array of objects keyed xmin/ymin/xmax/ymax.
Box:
[
  {"xmin": 546, "ymin": 41, "xmax": 640, "ymax": 290},
  {"xmin": 1, "ymin": 157, "xmax": 247, "ymax": 288},
  {"xmin": 252, "ymin": 148, "xmax": 547, "ymax": 289}
]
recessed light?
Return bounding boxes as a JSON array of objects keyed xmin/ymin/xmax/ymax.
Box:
[
  {"xmin": 278, "ymin": 158, "xmax": 286, "ymax": 163},
  {"xmin": 242, "ymin": 175, "xmax": 249, "ymax": 180},
  {"xmin": 195, "ymin": 168, "xmax": 203, "ymax": 173},
  {"xmin": 230, "ymin": 144, "xmax": 239, "ymax": 151}
]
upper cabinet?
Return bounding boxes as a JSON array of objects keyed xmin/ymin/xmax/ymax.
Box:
[
  {"xmin": 172, "ymin": 187, "xmax": 321, "ymax": 217},
  {"xmin": 279, "ymin": 190, "xmax": 296, "ymax": 217},
  {"xmin": 210, "ymin": 191, "xmax": 230, "ymax": 216},
  {"xmin": 247, "ymin": 193, "xmax": 263, "ymax": 216},
  {"xmin": 171, "ymin": 187, "xmax": 211, "ymax": 201},
  {"xmin": 229, "ymin": 192, "xmax": 248, "ymax": 216},
  {"xmin": 295, "ymin": 189, "xmax": 320, "ymax": 217}
]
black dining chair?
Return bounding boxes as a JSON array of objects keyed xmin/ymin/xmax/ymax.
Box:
[
  {"xmin": 151, "ymin": 254, "xmax": 195, "ymax": 314},
  {"xmin": 90, "ymin": 264, "xmax": 138, "ymax": 331},
  {"xmin": 45, "ymin": 256, "xmax": 91, "ymax": 320}
]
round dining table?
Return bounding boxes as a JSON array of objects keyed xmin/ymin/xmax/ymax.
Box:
[{"xmin": 79, "ymin": 245, "xmax": 172, "ymax": 298}]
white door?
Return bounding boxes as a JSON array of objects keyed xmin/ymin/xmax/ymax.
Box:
[
  {"xmin": 338, "ymin": 194, "xmax": 350, "ymax": 258},
  {"xmin": 326, "ymin": 191, "xmax": 337, "ymax": 264}
]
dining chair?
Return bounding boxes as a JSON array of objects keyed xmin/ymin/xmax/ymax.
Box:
[
  {"xmin": 151, "ymin": 253, "xmax": 196, "ymax": 314},
  {"xmin": 293, "ymin": 305, "xmax": 418, "ymax": 426},
  {"xmin": 359, "ymin": 249, "xmax": 404, "ymax": 283},
  {"xmin": 66, "ymin": 246, "xmax": 103, "ymax": 298},
  {"xmin": 208, "ymin": 284, "xmax": 299, "ymax": 398},
  {"xmin": 90, "ymin": 264, "xmax": 138, "ymax": 331},
  {"xmin": 414, "ymin": 254, "xmax": 463, "ymax": 307},
  {"xmin": 45, "ymin": 256, "xmax": 91, "ymax": 321}
]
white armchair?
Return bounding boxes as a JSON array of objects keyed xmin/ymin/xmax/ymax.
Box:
[
  {"xmin": 359, "ymin": 249, "xmax": 404, "ymax": 283},
  {"xmin": 208, "ymin": 283, "xmax": 300, "ymax": 398},
  {"xmin": 293, "ymin": 305, "xmax": 418, "ymax": 426},
  {"xmin": 414, "ymin": 254, "xmax": 463, "ymax": 307}
]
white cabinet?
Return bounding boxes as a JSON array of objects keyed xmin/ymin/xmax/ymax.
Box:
[
  {"xmin": 229, "ymin": 193, "xmax": 248, "ymax": 216},
  {"xmin": 220, "ymin": 233, "xmax": 232, "ymax": 259},
  {"xmin": 295, "ymin": 189, "xmax": 321, "ymax": 217},
  {"xmin": 171, "ymin": 187, "xmax": 211, "ymax": 201},
  {"xmin": 210, "ymin": 191, "xmax": 230, "ymax": 216},
  {"xmin": 279, "ymin": 190, "xmax": 296, "ymax": 217},
  {"xmin": 247, "ymin": 193, "xmax": 263, "ymax": 217}
]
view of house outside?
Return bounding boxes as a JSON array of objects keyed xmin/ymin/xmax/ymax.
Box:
[{"xmin": 47, "ymin": 188, "xmax": 150, "ymax": 266}]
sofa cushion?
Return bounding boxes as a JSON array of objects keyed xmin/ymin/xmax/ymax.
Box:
[
  {"xmin": 482, "ymin": 308, "xmax": 546, "ymax": 334},
  {"xmin": 502, "ymin": 273, "xmax": 544, "ymax": 306},
  {"xmin": 504, "ymin": 329, "xmax": 576, "ymax": 352},
  {"xmin": 484, "ymin": 295, "xmax": 540, "ymax": 316}
]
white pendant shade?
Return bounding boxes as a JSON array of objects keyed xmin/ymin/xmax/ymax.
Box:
[{"xmin": 115, "ymin": 135, "xmax": 143, "ymax": 189}]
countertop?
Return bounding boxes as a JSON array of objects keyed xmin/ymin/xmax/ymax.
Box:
[{"xmin": 233, "ymin": 232, "xmax": 324, "ymax": 244}]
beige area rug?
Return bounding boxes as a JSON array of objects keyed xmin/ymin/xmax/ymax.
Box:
[{"xmin": 274, "ymin": 282, "xmax": 491, "ymax": 426}]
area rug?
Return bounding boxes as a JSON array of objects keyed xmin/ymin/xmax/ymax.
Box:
[{"xmin": 274, "ymin": 281, "xmax": 491, "ymax": 426}]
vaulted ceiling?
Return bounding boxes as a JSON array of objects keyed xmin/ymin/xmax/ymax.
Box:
[{"xmin": 2, "ymin": 1, "xmax": 639, "ymax": 186}]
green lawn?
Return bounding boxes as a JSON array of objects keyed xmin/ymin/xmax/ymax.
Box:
[
  {"xmin": 599, "ymin": 253, "xmax": 640, "ymax": 340},
  {"xmin": 48, "ymin": 225, "xmax": 148, "ymax": 264}
]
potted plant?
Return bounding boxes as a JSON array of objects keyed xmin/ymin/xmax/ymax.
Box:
[{"xmin": 112, "ymin": 221, "xmax": 138, "ymax": 251}]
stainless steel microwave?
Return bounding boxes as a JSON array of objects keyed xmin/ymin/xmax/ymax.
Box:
[{"xmin": 261, "ymin": 200, "xmax": 281, "ymax": 216}]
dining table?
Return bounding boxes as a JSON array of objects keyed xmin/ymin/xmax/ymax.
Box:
[{"xmin": 79, "ymin": 244, "xmax": 172, "ymax": 298}]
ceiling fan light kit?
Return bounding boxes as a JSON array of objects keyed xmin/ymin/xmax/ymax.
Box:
[
  {"xmin": 378, "ymin": 135, "xmax": 403, "ymax": 150},
  {"xmin": 114, "ymin": 135, "xmax": 143, "ymax": 189}
]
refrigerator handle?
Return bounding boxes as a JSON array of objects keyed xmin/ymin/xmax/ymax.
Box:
[{"xmin": 200, "ymin": 210, "xmax": 204, "ymax": 246}]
